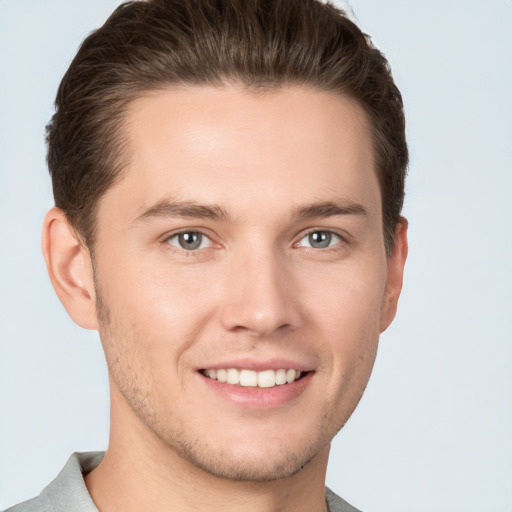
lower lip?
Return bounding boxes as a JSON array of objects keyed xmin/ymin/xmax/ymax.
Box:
[{"xmin": 199, "ymin": 372, "xmax": 313, "ymax": 409}]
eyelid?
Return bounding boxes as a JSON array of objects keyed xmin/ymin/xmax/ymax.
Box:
[
  {"xmin": 161, "ymin": 228, "xmax": 218, "ymax": 250},
  {"xmin": 159, "ymin": 226, "xmax": 348, "ymax": 251},
  {"xmin": 293, "ymin": 228, "xmax": 347, "ymax": 248}
]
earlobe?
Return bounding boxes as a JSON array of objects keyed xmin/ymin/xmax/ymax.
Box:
[
  {"xmin": 380, "ymin": 218, "xmax": 408, "ymax": 332},
  {"xmin": 41, "ymin": 207, "xmax": 99, "ymax": 330}
]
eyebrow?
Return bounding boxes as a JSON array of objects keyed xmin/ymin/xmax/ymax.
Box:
[
  {"xmin": 293, "ymin": 201, "xmax": 368, "ymax": 220},
  {"xmin": 133, "ymin": 199, "xmax": 229, "ymax": 223},
  {"xmin": 132, "ymin": 198, "xmax": 367, "ymax": 225}
]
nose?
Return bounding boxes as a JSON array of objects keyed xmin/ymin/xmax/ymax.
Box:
[{"xmin": 220, "ymin": 248, "xmax": 301, "ymax": 337}]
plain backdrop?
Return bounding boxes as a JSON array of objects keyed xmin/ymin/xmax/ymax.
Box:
[{"xmin": 1, "ymin": 1, "xmax": 511, "ymax": 511}]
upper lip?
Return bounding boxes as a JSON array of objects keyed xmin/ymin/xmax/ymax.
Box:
[{"xmin": 197, "ymin": 358, "xmax": 314, "ymax": 372}]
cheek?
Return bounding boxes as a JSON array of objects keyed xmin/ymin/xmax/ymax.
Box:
[
  {"xmin": 308, "ymin": 259, "xmax": 385, "ymax": 323},
  {"xmin": 98, "ymin": 258, "xmax": 220, "ymax": 366},
  {"xmin": 304, "ymin": 262, "xmax": 385, "ymax": 367}
]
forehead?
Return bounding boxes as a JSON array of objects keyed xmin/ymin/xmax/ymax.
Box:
[{"xmin": 102, "ymin": 85, "xmax": 381, "ymax": 223}]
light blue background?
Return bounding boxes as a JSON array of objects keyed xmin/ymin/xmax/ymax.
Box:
[{"xmin": 1, "ymin": 1, "xmax": 511, "ymax": 510}]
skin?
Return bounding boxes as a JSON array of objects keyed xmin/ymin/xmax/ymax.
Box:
[{"xmin": 42, "ymin": 85, "xmax": 408, "ymax": 512}]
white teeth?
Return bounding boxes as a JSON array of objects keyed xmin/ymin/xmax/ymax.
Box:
[
  {"xmin": 275, "ymin": 369, "xmax": 287, "ymax": 385},
  {"xmin": 203, "ymin": 368, "xmax": 304, "ymax": 387},
  {"xmin": 257, "ymin": 369, "xmax": 276, "ymax": 388},
  {"xmin": 286, "ymin": 369, "xmax": 296, "ymax": 383},
  {"xmin": 239, "ymin": 369, "xmax": 257, "ymax": 387},
  {"xmin": 226, "ymin": 368, "xmax": 240, "ymax": 385}
]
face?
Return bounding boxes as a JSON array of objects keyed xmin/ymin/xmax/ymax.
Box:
[{"xmin": 88, "ymin": 85, "xmax": 404, "ymax": 481}]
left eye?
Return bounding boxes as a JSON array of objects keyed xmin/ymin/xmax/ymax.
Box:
[
  {"xmin": 298, "ymin": 231, "xmax": 342, "ymax": 249},
  {"xmin": 167, "ymin": 231, "xmax": 211, "ymax": 251}
]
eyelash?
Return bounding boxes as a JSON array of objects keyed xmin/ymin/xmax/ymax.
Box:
[
  {"xmin": 295, "ymin": 229, "xmax": 344, "ymax": 250},
  {"xmin": 164, "ymin": 230, "xmax": 214, "ymax": 252},
  {"xmin": 163, "ymin": 228, "xmax": 346, "ymax": 253}
]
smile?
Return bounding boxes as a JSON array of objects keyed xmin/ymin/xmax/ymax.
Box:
[{"xmin": 202, "ymin": 368, "xmax": 304, "ymax": 388}]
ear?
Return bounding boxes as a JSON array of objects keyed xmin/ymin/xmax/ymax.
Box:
[
  {"xmin": 380, "ymin": 218, "xmax": 408, "ymax": 332},
  {"xmin": 41, "ymin": 207, "xmax": 99, "ymax": 330}
]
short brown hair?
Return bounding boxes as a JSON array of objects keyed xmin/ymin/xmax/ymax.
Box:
[{"xmin": 47, "ymin": 0, "xmax": 407, "ymax": 255}]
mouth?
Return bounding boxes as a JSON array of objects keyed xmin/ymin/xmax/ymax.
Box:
[{"xmin": 200, "ymin": 368, "xmax": 307, "ymax": 388}]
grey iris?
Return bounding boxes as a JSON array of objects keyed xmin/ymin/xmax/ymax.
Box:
[
  {"xmin": 309, "ymin": 231, "xmax": 332, "ymax": 248},
  {"xmin": 179, "ymin": 232, "xmax": 202, "ymax": 250}
]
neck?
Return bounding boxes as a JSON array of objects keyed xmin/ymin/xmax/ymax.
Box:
[{"xmin": 85, "ymin": 389, "xmax": 330, "ymax": 512}]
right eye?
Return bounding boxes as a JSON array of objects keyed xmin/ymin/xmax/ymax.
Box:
[{"xmin": 166, "ymin": 231, "xmax": 212, "ymax": 251}]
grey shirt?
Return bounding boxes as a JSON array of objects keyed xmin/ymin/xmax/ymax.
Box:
[{"xmin": 4, "ymin": 452, "xmax": 362, "ymax": 512}]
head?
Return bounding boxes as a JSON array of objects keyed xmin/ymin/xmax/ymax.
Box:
[
  {"xmin": 43, "ymin": 0, "xmax": 408, "ymax": 483},
  {"xmin": 47, "ymin": 0, "xmax": 407, "ymax": 257}
]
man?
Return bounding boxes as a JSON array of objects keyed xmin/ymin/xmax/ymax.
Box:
[{"xmin": 5, "ymin": 0, "xmax": 408, "ymax": 511}]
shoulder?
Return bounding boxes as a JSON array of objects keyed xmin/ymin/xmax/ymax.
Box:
[
  {"xmin": 325, "ymin": 487, "xmax": 364, "ymax": 512},
  {"xmin": 2, "ymin": 497, "xmax": 41, "ymax": 512},
  {"xmin": 2, "ymin": 452, "xmax": 104, "ymax": 512}
]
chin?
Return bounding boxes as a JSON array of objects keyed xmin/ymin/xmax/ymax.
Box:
[
  {"xmin": 150, "ymin": 415, "xmax": 337, "ymax": 483},
  {"xmin": 172, "ymin": 438, "xmax": 320, "ymax": 482}
]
